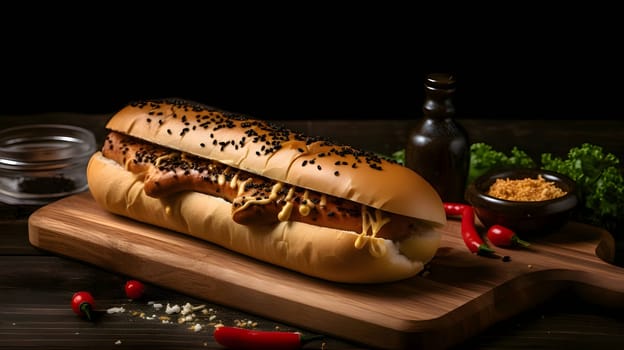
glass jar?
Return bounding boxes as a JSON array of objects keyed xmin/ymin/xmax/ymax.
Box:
[{"xmin": 0, "ymin": 124, "xmax": 97, "ymax": 205}]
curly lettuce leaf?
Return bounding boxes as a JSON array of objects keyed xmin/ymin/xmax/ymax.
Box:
[
  {"xmin": 542, "ymin": 143, "xmax": 624, "ymax": 233},
  {"xmin": 468, "ymin": 143, "xmax": 535, "ymax": 183}
]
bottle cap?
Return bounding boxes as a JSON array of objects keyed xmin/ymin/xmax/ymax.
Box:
[{"xmin": 425, "ymin": 73, "xmax": 456, "ymax": 90}]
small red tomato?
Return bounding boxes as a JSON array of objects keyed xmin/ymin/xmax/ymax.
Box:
[
  {"xmin": 487, "ymin": 224, "xmax": 530, "ymax": 248},
  {"xmin": 124, "ymin": 280, "xmax": 145, "ymax": 299},
  {"xmin": 443, "ymin": 202, "xmax": 468, "ymax": 217},
  {"xmin": 71, "ymin": 291, "xmax": 95, "ymax": 321}
]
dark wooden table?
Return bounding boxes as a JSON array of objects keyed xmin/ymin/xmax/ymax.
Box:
[{"xmin": 1, "ymin": 113, "xmax": 623, "ymax": 349}]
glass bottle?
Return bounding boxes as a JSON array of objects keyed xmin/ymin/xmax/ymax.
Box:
[{"xmin": 405, "ymin": 73, "xmax": 469, "ymax": 203}]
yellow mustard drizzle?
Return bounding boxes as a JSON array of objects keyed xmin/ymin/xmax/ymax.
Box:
[
  {"xmin": 181, "ymin": 153, "xmax": 192, "ymax": 162},
  {"xmin": 237, "ymin": 182, "xmax": 283, "ymax": 212},
  {"xmin": 217, "ymin": 167, "xmax": 231, "ymax": 186},
  {"xmin": 236, "ymin": 177, "xmax": 253, "ymax": 197},
  {"xmin": 299, "ymin": 190, "xmax": 314, "ymax": 216},
  {"xmin": 319, "ymin": 194, "xmax": 327, "ymax": 208},
  {"xmin": 277, "ymin": 187, "xmax": 296, "ymax": 221},
  {"xmin": 154, "ymin": 153, "xmax": 180, "ymax": 168},
  {"xmin": 229, "ymin": 172, "xmax": 239, "ymax": 189},
  {"xmin": 354, "ymin": 206, "xmax": 390, "ymax": 257}
]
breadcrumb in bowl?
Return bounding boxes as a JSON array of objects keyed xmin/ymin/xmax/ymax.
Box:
[{"xmin": 465, "ymin": 168, "xmax": 578, "ymax": 236}]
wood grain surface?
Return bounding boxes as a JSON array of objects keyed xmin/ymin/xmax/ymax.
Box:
[{"xmin": 28, "ymin": 192, "xmax": 624, "ymax": 349}]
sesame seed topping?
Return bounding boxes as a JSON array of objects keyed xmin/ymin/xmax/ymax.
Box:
[{"xmin": 128, "ymin": 99, "xmax": 390, "ymax": 178}]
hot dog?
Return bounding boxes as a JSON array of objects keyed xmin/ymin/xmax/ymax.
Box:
[{"xmin": 86, "ymin": 98, "xmax": 446, "ymax": 283}]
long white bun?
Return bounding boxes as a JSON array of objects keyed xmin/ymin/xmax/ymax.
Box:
[
  {"xmin": 105, "ymin": 98, "xmax": 446, "ymax": 226},
  {"xmin": 87, "ymin": 152, "xmax": 442, "ymax": 283}
]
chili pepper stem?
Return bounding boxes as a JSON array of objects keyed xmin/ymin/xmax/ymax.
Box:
[
  {"xmin": 300, "ymin": 334, "xmax": 324, "ymax": 345},
  {"xmin": 80, "ymin": 302, "xmax": 93, "ymax": 321},
  {"xmin": 512, "ymin": 236, "xmax": 531, "ymax": 248},
  {"xmin": 477, "ymin": 244, "xmax": 496, "ymax": 255}
]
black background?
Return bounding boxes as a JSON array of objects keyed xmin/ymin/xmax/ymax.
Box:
[{"xmin": 2, "ymin": 6, "xmax": 623, "ymax": 121}]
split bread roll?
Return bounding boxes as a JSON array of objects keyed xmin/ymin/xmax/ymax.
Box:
[{"xmin": 86, "ymin": 98, "xmax": 446, "ymax": 283}]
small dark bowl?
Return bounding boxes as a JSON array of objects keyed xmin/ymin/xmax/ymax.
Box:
[{"xmin": 465, "ymin": 168, "xmax": 578, "ymax": 236}]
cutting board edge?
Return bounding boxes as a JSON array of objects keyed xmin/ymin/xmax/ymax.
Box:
[
  {"xmin": 25, "ymin": 192, "xmax": 624, "ymax": 350},
  {"xmin": 28, "ymin": 221, "xmax": 434, "ymax": 349}
]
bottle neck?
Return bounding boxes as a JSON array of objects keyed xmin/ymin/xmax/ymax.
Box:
[
  {"xmin": 422, "ymin": 73, "xmax": 456, "ymax": 120},
  {"xmin": 423, "ymin": 89, "xmax": 455, "ymax": 120}
]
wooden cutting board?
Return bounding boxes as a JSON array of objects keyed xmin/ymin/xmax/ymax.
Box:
[{"xmin": 28, "ymin": 192, "xmax": 624, "ymax": 349}]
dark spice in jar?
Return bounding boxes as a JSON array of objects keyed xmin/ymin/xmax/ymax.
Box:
[{"xmin": 18, "ymin": 176, "xmax": 77, "ymax": 194}]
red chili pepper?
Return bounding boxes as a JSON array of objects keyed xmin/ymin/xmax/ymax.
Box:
[
  {"xmin": 124, "ymin": 280, "xmax": 146, "ymax": 300},
  {"xmin": 213, "ymin": 326, "xmax": 324, "ymax": 350},
  {"xmin": 487, "ymin": 224, "xmax": 530, "ymax": 248},
  {"xmin": 443, "ymin": 202, "xmax": 468, "ymax": 216},
  {"xmin": 461, "ymin": 206, "xmax": 495, "ymax": 255},
  {"xmin": 71, "ymin": 291, "xmax": 95, "ymax": 321}
]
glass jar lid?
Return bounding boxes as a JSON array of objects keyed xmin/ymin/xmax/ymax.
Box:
[{"xmin": 0, "ymin": 124, "xmax": 96, "ymax": 169}]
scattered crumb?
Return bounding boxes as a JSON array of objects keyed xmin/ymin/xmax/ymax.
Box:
[
  {"xmin": 114, "ymin": 340, "xmax": 122, "ymax": 345},
  {"xmin": 165, "ymin": 303, "xmax": 181, "ymax": 314},
  {"xmin": 107, "ymin": 307, "xmax": 126, "ymax": 314},
  {"xmin": 105, "ymin": 299, "xmax": 271, "ymax": 339}
]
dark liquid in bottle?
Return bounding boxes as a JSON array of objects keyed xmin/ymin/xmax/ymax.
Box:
[{"xmin": 405, "ymin": 73, "xmax": 469, "ymax": 203}]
